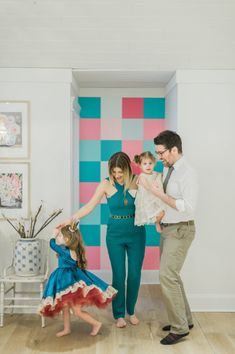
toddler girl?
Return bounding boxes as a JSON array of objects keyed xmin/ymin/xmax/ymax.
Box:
[
  {"xmin": 39, "ymin": 223, "xmax": 117, "ymax": 337},
  {"xmin": 134, "ymin": 151, "xmax": 165, "ymax": 232}
]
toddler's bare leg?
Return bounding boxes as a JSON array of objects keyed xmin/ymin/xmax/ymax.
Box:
[
  {"xmin": 73, "ymin": 305, "xmax": 102, "ymax": 336},
  {"xmin": 56, "ymin": 305, "xmax": 71, "ymax": 337}
]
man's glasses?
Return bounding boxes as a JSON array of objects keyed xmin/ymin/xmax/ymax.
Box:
[{"xmin": 155, "ymin": 149, "xmax": 168, "ymax": 157}]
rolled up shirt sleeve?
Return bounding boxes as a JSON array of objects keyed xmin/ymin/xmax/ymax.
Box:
[{"xmin": 175, "ymin": 170, "xmax": 198, "ymax": 213}]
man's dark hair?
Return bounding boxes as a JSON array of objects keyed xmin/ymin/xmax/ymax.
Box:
[{"xmin": 153, "ymin": 130, "xmax": 182, "ymax": 153}]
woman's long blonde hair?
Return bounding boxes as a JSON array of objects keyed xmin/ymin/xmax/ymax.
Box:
[
  {"xmin": 61, "ymin": 224, "xmax": 87, "ymax": 270},
  {"xmin": 108, "ymin": 151, "xmax": 134, "ymax": 193}
]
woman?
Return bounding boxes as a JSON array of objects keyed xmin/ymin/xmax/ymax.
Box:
[{"xmin": 61, "ymin": 152, "xmax": 146, "ymax": 328}]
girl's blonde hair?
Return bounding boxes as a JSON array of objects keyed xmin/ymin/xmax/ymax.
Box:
[
  {"xmin": 108, "ymin": 151, "xmax": 134, "ymax": 193},
  {"xmin": 133, "ymin": 151, "xmax": 156, "ymax": 165},
  {"xmin": 60, "ymin": 224, "xmax": 87, "ymax": 270}
]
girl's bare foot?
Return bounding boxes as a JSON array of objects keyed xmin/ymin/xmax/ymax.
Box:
[
  {"xmin": 90, "ymin": 322, "xmax": 102, "ymax": 336},
  {"xmin": 129, "ymin": 315, "xmax": 140, "ymax": 325},
  {"xmin": 56, "ymin": 329, "xmax": 71, "ymax": 337},
  {"xmin": 116, "ymin": 318, "xmax": 127, "ymax": 328}
]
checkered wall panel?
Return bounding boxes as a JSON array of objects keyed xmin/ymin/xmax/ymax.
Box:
[{"xmin": 78, "ymin": 96, "xmax": 165, "ymax": 270}]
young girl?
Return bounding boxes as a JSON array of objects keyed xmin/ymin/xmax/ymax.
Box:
[
  {"xmin": 134, "ymin": 151, "xmax": 165, "ymax": 232},
  {"xmin": 39, "ymin": 223, "xmax": 117, "ymax": 337}
]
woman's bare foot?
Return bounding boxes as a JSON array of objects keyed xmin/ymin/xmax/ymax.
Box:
[
  {"xmin": 56, "ymin": 329, "xmax": 71, "ymax": 337},
  {"xmin": 116, "ymin": 318, "xmax": 127, "ymax": 328},
  {"xmin": 129, "ymin": 315, "xmax": 140, "ymax": 325},
  {"xmin": 90, "ymin": 322, "xmax": 102, "ymax": 336}
]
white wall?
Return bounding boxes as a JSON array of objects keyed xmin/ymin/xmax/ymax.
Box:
[
  {"xmin": 165, "ymin": 84, "xmax": 178, "ymax": 131},
  {"xmin": 0, "ymin": 68, "xmax": 76, "ymax": 275},
  {"xmin": 2, "ymin": 69, "xmax": 235, "ymax": 312},
  {"xmin": 166, "ymin": 70, "xmax": 235, "ymax": 311}
]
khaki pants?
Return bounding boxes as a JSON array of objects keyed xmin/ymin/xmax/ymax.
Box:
[{"xmin": 160, "ymin": 222, "xmax": 195, "ymax": 334}]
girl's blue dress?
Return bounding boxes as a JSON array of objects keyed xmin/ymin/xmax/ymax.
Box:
[{"xmin": 40, "ymin": 238, "xmax": 117, "ymax": 317}]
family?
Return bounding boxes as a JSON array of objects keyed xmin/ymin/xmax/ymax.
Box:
[{"xmin": 39, "ymin": 130, "xmax": 198, "ymax": 346}]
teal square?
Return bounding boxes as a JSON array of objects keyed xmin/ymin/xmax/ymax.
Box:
[
  {"xmin": 79, "ymin": 162, "xmax": 100, "ymax": 182},
  {"xmin": 101, "ymin": 204, "xmax": 110, "ymax": 224},
  {"xmin": 154, "ymin": 160, "xmax": 164, "ymax": 173},
  {"xmin": 79, "ymin": 225, "xmax": 100, "ymax": 246},
  {"xmin": 145, "ymin": 225, "xmax": 160, "ymax": 246},
  {"xmin": 80, "ymin": 204, "xmax": 100, "ymax": 225},
  {"xmin": 101, "ymin": 140, "xmax": 122, "ymax": 161},
  {"xmin": 143, "ymin": 140, "xmax": 155, "ymax": 154},
  {"xmin": 80, "ymin": 140, "xmax": 100, "ymax": 161},
  {"xmin": 78, "ymin": 97, "xmax": 101, "ymax": 118},
  {"xmin": 144, "ymin": 98, "xmax": 165, "ymax": 118}
]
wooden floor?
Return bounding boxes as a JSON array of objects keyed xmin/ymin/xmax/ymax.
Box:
[{"xmin": 1, "ymin": 285, "xmax": 235, "ymax": 354}]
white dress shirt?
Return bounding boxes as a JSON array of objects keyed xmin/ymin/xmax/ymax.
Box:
[{"xmin": 162, "ymin": 156, "xmax": 198, "ymax": 223}]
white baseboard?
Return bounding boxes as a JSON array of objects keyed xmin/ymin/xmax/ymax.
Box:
[
  {"xmin": 4, "ymin": 271, "xmax": 235, "ymax": 313},
  {"xmin": 91, "ymin": 271, "xmax": 235, "ymax": 312},
  {"xmin": 188, "ymin": 294, "xmax": 235, "ymax": 312}
]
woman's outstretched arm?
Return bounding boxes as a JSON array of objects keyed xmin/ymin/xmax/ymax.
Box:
[{"xmin": 61, "ymin": 180, "xmax": 108, "ymax": 226}]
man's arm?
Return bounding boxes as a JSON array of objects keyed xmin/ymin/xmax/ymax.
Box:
[
  {"xmin": 138, "ymin": 170, "xmax": 198, "ymax": 212},
  {"xmin": 138, "ymin": 175, "xmax": 177, "ymax": 209}
]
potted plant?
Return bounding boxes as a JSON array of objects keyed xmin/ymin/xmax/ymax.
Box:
[{"xmin": 2, "ymin": 203, "xmax": 62, "ymax": 276}]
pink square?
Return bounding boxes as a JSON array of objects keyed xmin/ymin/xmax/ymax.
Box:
[
  {"xmin": 86, "ymin": 246, "xmax": 100, "ymax": 270},
  {"xmin": 131, "ymin": 161, "xmax": 142, "ymax": 176},
  {"xmin": 143, "ymin": 247, "xmax": 160, "ymax": 270},
  {"xmin": 80, "ymin": 119, "xmax": 101, "ymax": 140},
  {"xmin": 101, "ymin": 119, "xmax": 122, "ymax": 139},
  {"xmin": 122, "ymin": 98, "xmax": 144, "ymax": 119},
  {"xmin": 100, "ymin": 246, "xmax": 111, "ymax": 270},
  {"xmin": 144, "ymin": 119, "xmax": 165, "ymax": 140},
  {"xmin": 79, "ymin": 182, "xmax": 99, "ymax": 204},
  {"xmin": 122, "ymin": 140, "xmax": 143, "ymax": 161}
]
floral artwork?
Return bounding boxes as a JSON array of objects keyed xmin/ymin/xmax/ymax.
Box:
[
  {"xmin": 0, "ymin": 101, "xmax": 29, "ymax": 159},
  {"xmin": 0, "ymin": 112, "xmax": 22, "ymax": 147},
  {"xmin": 0, "ymin": 173, "xmax": 23, "ymax": 209},
  {"xmin": 0, "ymin": 163, "xmax": 29, "ymax": 219}
]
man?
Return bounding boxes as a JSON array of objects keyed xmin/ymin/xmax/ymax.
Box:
[{"xmin": 141, "ymin": 130, "xmax": 198, "ymax": 345}]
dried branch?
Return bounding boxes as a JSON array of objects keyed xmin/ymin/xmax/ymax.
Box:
[
  {"xmin": 33, "ymin": 209, "xmax": 63, "ymax": 238},
  {"xmin": 31, "ymin": 203, "xmax": 43, "ymax": 237},
  {"xmin": 1, "ymin": 214, "xmax": 21, "ymax": 236},
  {"xmin": 2, "ymin": 206, "xmax": 63, "ymax": 239}
]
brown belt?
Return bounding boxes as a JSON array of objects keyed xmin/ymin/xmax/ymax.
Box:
[{"xmin": 161, "ymin": 220, "xmax": 194, "ymax": 227}]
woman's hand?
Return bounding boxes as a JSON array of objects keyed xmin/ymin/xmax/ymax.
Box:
[
  {"xmin": 56, "ymin": 218, "xmax": 71, "ymax": 229},
  {"xmin": 53, "ymin": 227, "xmax": 60, "ymax": 237}
]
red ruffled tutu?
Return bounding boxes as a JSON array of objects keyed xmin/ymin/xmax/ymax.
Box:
[{"xmin": 40, "ymin": 280, "xmax": 117, "ymax": 317}]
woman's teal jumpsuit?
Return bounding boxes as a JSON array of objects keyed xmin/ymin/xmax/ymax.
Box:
[{"xmin": 106, "ymin": 179, "xmax": 146, "ymax": 319}]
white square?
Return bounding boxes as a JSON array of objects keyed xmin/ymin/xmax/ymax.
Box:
[
  {"xmin": 100, "ymin": 225, "xmax": 107, "ymax": 246},
  {"xmin": 101, "ymin": 161, "xmax": 109, "ymax": 181},
  {"xmin": 101, "ymin": 96, "xmax": 122, "ymax": 119}
]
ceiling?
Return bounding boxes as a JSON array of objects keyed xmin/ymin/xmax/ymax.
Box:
[
  {"xmin": 73, "ymin": 70, "xmax": 174, "ymax": 88},
  {"xmin": 1, "ymin": 1, "xmax": 235, "ymax": 87}
]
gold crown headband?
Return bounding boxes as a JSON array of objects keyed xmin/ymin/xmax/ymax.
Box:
[{"xmin": 69, "ymin": 222, "xmax": 77, "ymax": 233}]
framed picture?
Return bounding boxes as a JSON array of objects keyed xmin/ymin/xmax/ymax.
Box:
[
  {"xmin": 0, "ymin": 163, "xmax": 30, "ymax": 219},
  {"xmin": 0, "ymin": 101, "xmax": 30, "ymax": 159}
]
